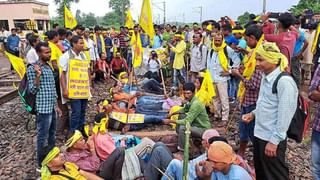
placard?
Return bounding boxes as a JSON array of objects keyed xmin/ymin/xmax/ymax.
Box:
[{"xmin": 68, "ymin": 59, "xmax": 90, "ymax": 99}]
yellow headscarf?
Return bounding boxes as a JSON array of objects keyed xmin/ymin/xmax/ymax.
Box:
[
  {"xmin": 237, "ymin": 35, "xmax": 264, "ymax": 103},
  {"xmin": 206, "ymin": 24, "xmax": 213, "ymax": 31},
  {"xmin": 119, "ymin": 72, "xmax": 128, "ymax": 84},
  {"xmin": 232, "ymin": 29, "xmax": 245, "ymax": 34},
  {"xmin": 65, "ymin": 130, "xmax": 83, "ymax": 148},
  {"xmin": 212, "ymin": 37, "xmax": 229, "ymax": 72},
  {"xmin": 92, "ymin": 117, "xmax": 108, "ymax": 134},
  {"xmin": 41, "ymin": 147, "xmax": 60, "ymax": 180},
  {"xmin": 256, "ymin": 42, "xmax": 288, "ymax": 71},
  {"xmin": 93, "ymin": 33, "xmax": 106, "ymax": 53}
]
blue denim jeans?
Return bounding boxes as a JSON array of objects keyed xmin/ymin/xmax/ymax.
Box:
[
  {"xmin": 36, "ymin": 109, "xmax": 56, "ymax": 166},
  {"xmin": 137, "ymin": 96, "xmax": 165, "ymax": 105},
  {"xmin": 228, "ymin": 76, "xmax": 240, "ymax": 100},
  {"xmin": 239, "ymin": 104, "xmax": 256, "ymax": 142},
  {"xmin": 70, "ymin": 99, "xmax": 88, "ymax": 132},
  {"xmin": 312, "ymin": 129, "xmax": 320, "ymax": 179}
]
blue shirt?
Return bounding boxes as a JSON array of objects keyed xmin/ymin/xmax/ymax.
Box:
[
  {"xmin": 141, "ymin": 34, "xmax": 150, "ymax": 48},
  {"xmin": 153, "ymin": 35, "xmax": 162, "ymax": 49},
  {"xmin": 253, "ymin": 67, "xmax": 298, "ymax": 145},
  {"xmin": 62, "ymin": 39, "xmax": 71, "ymax": 52},
  {"xmin": 293, "ymin": 31, "xmax": 305, "ymax": 57},
  {"xmin": 224, "ymin": 35, "xmax": 235, "ymax": 45},
  {"xmin": 211, "ymin": 164, "xmax": 252, "ymax": 180},
  {"xmin": 207, "ymin": 46, "xmax": 240, "ymax": 83},
  {"xmin": 238, "ymin": 39, "xmax": 247, "ymax": 49},
  {"xmin": 161, "ymin": 153, "xmax": 207, "ymax": 180},
  {"xmin": 7, "ymin": 35, "xmax": 20, "ymax": 52},
  {"xmin": 105, "ymin": 37, "xmax": 112, "ymax": 55}
]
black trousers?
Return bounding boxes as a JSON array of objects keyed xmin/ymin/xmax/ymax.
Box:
[{"xmin": 253, "ymin": 137, "xmax": 289, "ymax": 180}]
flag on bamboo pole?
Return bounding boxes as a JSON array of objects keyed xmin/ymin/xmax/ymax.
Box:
[
  {"xmin": 125, "ymin": 10, "xmax": 135, "ymax": 29},
  {"xmin": 130, "ymin": 32, "xmax": 143, "ymax": 68},
  {"xmin": 5, "ymin": 51, "xmax": 25, "ymax": 79},
  {"xmin": 64, "ymin": 5, "xmax": 77, "ymax": 29},
  {"xmin": 139, "ymin": 0, "xmax": 155, "ymax": 44}
]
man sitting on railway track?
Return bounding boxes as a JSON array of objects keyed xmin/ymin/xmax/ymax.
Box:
[{"xmin": 162, "ymin": 83, "xmax": 212, "ymax": 151}]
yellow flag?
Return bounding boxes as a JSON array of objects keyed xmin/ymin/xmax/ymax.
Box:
[
  {"xmin": 197, "ymin": 70, "xmax": 215, "ymax": 106},
  {"xmin": 64, "ymin": 5, "xmax": 77, "ymax": 29},
  {"xmin": 139, "ymin": 0, "xmax": 155, "ymax": 44},
  {"xmin": 131, "ymin": 32, "xmax": 143, "ymax": 68},
  {"xmin": 237, "ymin": 35, "xmax": 264, "ymax": 103},
  {"xmin": 312, "ymin": 23, "xmax": 320, "ymax": 54},
  {"xmin": 5, "ymin": 51, "xmax": 26, "ymax": 79},
  {"xmin": 125, "ymin": 10, "xmax": 135, "ymax": 29}
]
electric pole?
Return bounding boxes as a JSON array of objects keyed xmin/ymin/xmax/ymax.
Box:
[
  {"xmin": 163, "ymin": 1, "xmax": 166, "ymax": 24},
  {"xmin": 263, "ymin": 0, "xmax": 266, "ymax": 14},
  {"xmin": 152, "ymin": 1, "xmax": 166, "ymax": 24},
  {"xmin": 197, "ymin": 6, "xmax": 202, "ymax": 23}
]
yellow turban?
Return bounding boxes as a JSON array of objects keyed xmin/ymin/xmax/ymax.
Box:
[
  {"xmin": 256, "ymin": 42, "xmax": 288, "ymax": 71},
  {"xmin": 174, "ymin": 34, "xmax": 184, "ymax": 40},
  {"xmin": 41, "ymin": 147, "xmax": 60, "ymax": 180},
  {"xmin": 206, "ymin": 24, "xmax": 213, "ymax": 31},
  {"xmin": 92, "ymin": 117, "xmax": 108, "ymax": 134},
  {"xmin": 65, "ymin": 130, "xmax": 83, "ymax": 148}
]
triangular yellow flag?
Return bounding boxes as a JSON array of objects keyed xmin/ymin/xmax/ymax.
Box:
[
  {"xmin": 5, "ymin": 51, "xmax": 26, "ymax": 79},
  {"xmin": 130, "ymin": 32, "xmax": 143, "ymax": 68},
  {"xmin": 139, "ymin": 0, "xmax": 155, "ymax": 45},
  {"xmin": 64, "ymin": 5, "xmax": 77, "ymax": 29},
  {"xmin": 196, "ymin": 70, "xmax": 216, "ymax": 106},
  {"xmin": 125, "ymin": 10, "xmax": 135, "ymax": 29}
]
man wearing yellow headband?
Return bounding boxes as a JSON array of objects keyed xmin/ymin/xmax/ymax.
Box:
[
  {"xmin": 232, "ymin": 25, "xmax": 247, "ymax": 49},
  {"xmin": 242, "ymin": 42, "xmax": 298, "ymax": 180},
  {"xmin": 207, "ymin": 33, "xmax": 240, "ymax": 122},
  {"xmin": 168, "ymin": 32, "xmax": 187, "ymax": 87},
  {"xmin": 231, "ymin": 25, "xmax": 263, "ymax": 158},
  {"xmin": 39, "ymin": 145, "xmax": 102, "ymax": 180},
  {"xmin": 64, "ymin": 130, "xmax": 101, "ymax": 173}
]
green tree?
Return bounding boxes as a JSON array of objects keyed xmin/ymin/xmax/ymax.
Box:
[
  {"xmin": 109, "ymin": 0, "xmax": 130, "ymax": 24},
  {"xmin": 53, "ymin": 0, "xmax": 79, "ymax": 18},
  {"xmin": 102, "ymin": 11, "xmax": 122, "ymax": 27},
  {"xmin": 289, "ymin": 0, "xmax": 320, "ymax": 16},
  {"xmin": 237, "ymin": 11, "xmax": 251, "ymax": 26},
  {"xmin": 83, "ymin": 13, "xmax": 97, "ymax": 27}
]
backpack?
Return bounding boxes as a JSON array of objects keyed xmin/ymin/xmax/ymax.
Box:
[
  {"xmin": 209, "ymin": 47, "xmax": 231, "ymax": 65},
  {"xmin": 272, "ymin": 72, "xmax": 310, "ymax": 143},
  {"xmin": 18, "ymin": 64, "xmax": 36, "ymax": 115}
]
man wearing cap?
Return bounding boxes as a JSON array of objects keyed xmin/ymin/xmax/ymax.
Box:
[
  {"xmin": 161, "ymin": 129, "xmax": 220, "ymax": 180},
  {"xmin": 242, "ymin": 42, "xmax": 298, "ymax": 180},
  {"xmin": 196, "ymin": 141, "xmax": 252, "ymax": 180},
  {"xmin": 168, "ymin": 32, "xmax": 187, "ymax": 87},
  {"xmin": 163, "ymin": 83, "xmax": 211, "ymax": 150},
  {"xmin": 39, "ymin": 145, "xmax": 102, "ymax": 180}
]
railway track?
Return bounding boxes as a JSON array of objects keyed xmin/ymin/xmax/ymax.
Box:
[{"xmin": 0, "ymin": 71, "xmax": 19, "ymax": 105}]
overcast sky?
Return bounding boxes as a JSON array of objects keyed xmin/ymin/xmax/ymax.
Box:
[{"xmin": 37, "ymin": 0, "xmax": 299, "ymax": 23}]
